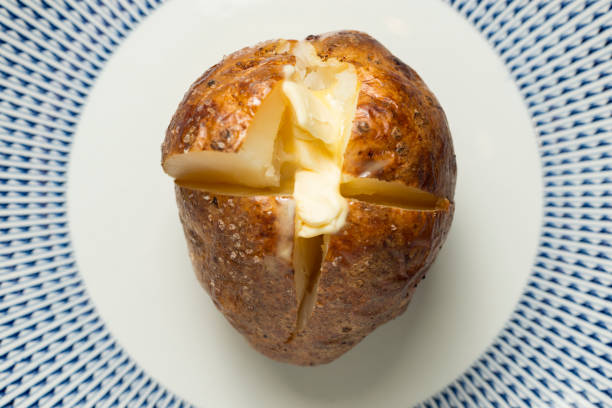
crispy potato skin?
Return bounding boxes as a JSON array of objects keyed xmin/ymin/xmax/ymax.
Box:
[
  {"xmin": 308, "ymin": 31, "xmax": 456, "ymax": 199},
  {"xmin": 162, "ymin": 39, "xmax": 295, "ymax": 160},
  {"xmin": 165, "ymin": 31, "xmax": 457, "ymax": 365},
  {"xmin": 176, "ymin": 186, "xmax": 453, "ymax": 365},
  {"xmin": 290, "ymin": 200, "xmax": 453, "ymax": 365},
  {"xmin": 175, "ymin": 186, "xmax": 299, "ymax": 356}
]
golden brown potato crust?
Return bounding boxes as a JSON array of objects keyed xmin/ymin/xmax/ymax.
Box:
[
  {"xmin": 176, "ymin": 186, "xmax": 453, "ymax": 365},
  {"xmin": 162, "ymin": 39, "xmax": 295, "ymax": 161},
  {"xmin": 165, "ymin": 31, "xmax": 457, "ymax": 365},
  {"xmin": 308, "ymin": 31, "xmax": 456, "ymax": 199},
  {"xmin": 175, "ymin": 186, "xmax": 299, "ymax": 355}
]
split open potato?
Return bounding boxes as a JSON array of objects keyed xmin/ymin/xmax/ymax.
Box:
[{"xmin": 162, "ymin": 31, "xmax": 456, "ymax": 365}]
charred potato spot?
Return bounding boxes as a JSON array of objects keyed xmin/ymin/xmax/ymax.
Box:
[
  {"xmin": 395, "ymin": 142, "xmax": 408, "ymax": 155},
  {"xmin": 162, "ymin": 31, "xmax": 456, "ymax": 365},
  {"xmin": 391, "ymin": 127, "xmax": 402, "ymax": 140},
  {"xmin": 356, "ymin": 121, "xmax": 370, "ymax": 133}
]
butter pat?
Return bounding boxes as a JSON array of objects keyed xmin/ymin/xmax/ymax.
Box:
[
  {"xmin": 282, "ymin": 81, "xmax": 339, "ymax": 146},
  {"xmin": 293, "ymin": 169, "xmax": 348, "ymax": 238},
  {"xmin": 281, "ymin": 41, "xmax": 359, "ymax": 238}
]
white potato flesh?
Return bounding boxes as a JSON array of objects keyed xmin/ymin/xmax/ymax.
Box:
[
  {"xmin": 163, "ymin": 85, "xmax": 285, "ymax": 188},
  {"xmin": 292, "ymin": 235, "xmax": 325, "ymax": 333},
  {"xmin": 340, "ymin": 176, "xmax": 445, "ymax": 210}
]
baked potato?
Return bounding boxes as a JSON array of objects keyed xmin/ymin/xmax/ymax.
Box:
[{"xmin": 162, "ymin": 30, "xmax": 456, "ymax": 365}]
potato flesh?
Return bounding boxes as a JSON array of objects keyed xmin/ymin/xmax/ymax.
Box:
[
  {"xmin": 175, "ymin": 180, "xmax": 290, "ymax": 196},
  {"xmin": 340, "ymin": 176, "xmax": 448, "ymax": 210},
  {"xmin": 164, "ymin": 86, "xmax": 285, "ymax": 188},
  {"xmin": 293, "ymin": 235, "xmax": 325, "ymax": 333}
]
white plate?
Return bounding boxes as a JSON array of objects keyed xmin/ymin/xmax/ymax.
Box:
[{"xmin": 69, "ymin": 1, "xmax": 540, "ymax": 406}]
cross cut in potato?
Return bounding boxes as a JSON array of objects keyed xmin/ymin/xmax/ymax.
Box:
[{"xmin": 162, "ymin": 31, "xmax": 455, "ymax": 365}]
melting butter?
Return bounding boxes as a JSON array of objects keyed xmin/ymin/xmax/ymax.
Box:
[{"xmin": 280, "ymin": 42, "xmax": 359, "ymax": 238}]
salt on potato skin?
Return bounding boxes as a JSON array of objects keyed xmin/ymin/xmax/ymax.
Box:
[{"xmin": 162, "ymin": 31, "xmax": 456, "ymax": 366}]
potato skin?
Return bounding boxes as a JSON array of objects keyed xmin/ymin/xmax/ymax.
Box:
[
  {"xmin": 290, "ymin": 200, "xmax": 453, "ymax": 365},
  {"xmin": 175, "ymin": 186, "xmax": 299, "ymax": 356},
  {"xmin": 308, "ymin": 31, "xmax": 456, "ymax": 199},
  {"xmin": 176, "ymin": 185, "xmax": 453, "ymax": 365},
  {"xmin": 162, "ymin": 39, "xmax": 295, "ymax": 161}
]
